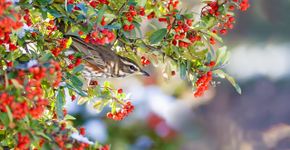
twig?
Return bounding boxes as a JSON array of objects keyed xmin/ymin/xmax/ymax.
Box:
[
  {"xmin": 139, "ymin": 40, "xmax": 176, "ymax": 61},
  {"xmin": 107, "ymin": 0, "xmax": 129, "ymax": 25}
]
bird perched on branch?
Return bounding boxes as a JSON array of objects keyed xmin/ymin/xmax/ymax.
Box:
[{"xmin": 67, "ymin": 35, "xmax": 149, "ymax": 81}]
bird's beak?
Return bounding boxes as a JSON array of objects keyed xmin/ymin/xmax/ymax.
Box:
[{"xmin": 140, "ymin": 70, "xmax": 150, "ymax": 76}]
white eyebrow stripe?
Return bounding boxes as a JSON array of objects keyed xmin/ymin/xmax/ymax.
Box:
[{"xmin": 120, "ymin": 59, "xmax": 138, "ymax": 68}]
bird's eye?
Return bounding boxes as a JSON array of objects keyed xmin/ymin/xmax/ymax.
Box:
[
  {"xmin": 130, "ymin": 65, "xmax": 135, "ymax": 70},
  {"xmin": 129, "ymin": 65, "xmax": 137, "ymax": 71}
]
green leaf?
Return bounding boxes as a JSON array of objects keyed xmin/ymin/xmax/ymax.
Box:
[
  {"xmin": 67, "ymin": 4, "xmax": 74, "ymax": 12},
  {"xmin": 66, "ymin": 37, "xmax": 73, "ymax": 48},
  {"xmin": 39, "ymin": 53, "xmax": 53, "ymax": 62},
  {"xmin": 96, "ymin": 5, "xmax": 107, "ymax": 25},
  {"xmin": 47, "ymin": 7, "xmax": 62, "ymax": 18},
  {"xmin": 76, "ymin": 3, "xmax": 88, "ymax": 14},
  {"xmin": 18, "ymin": 54, "xmax": 30, "ymax": 62},
  {"xmin": 36, "ymin": 0, "xmax": 52, "ymax": 5},
  {"xmin": 72, "ymin": 64, "xmax": 84, "ymax": 74},
  {"xmin": 64, "ymin": 114, "xmax": 76, "ymax": 120},
  {"xmin": 203, "ymin": 16, "xmax": 216, "ymax": 29},
  {"xmin": 137, "ymin": 0, "xmax": 146, "ymax": 7},
  {"xmin": 149, "ymin": 28, "xmax": 167, "ymax": 44},
  {"xmin": 179, "ymin": 61, "xmax": 187, "ymax": 79},
  {"xmin": 0, "ymin": 113, "xmax": 10, "ymax": 126},
  {"xmin": 93, "ymin": 101, "xmax": 104, "ymax": 113},
  {"xmin": 77, "ymin": 97, "xmax": 89, "ymax": 105},
  {"xmin": 56, "ymin": 89, "xmax": 65, "ymax": 120},
  {"xmin": 111, "ymin": 101, "xmax": 116, "ymax": 114},
  {"xmin": 104, "ymin": 23, "xmax": 121, "ymax": 29},
  {"xmin": 70, "ymin": 75, "xmax": 83, "ymax": 87},
  {"xmin": 66, "ymin": 83, "xmax": 87, "ymax": 97},
  {"xmin": 214, "ymin": 70, "xmax": 241, "ymax": 94},
  {"xmin": 104, "ymin": 81, "xmax": 111, "ymax": 88},
  {"xmin": 207, "ymin": 31, "xmax": 223, "ymax": 43},
  {"xmin": 183, "ymin": 13, "xmax": 193, "ymax": 19},
  {"xmin": 65, "ymin": 0, "xmax": 68, "ymax": 11},
  {"xmin": 215, "ymin": 46, "xmax": 229, "ymax": 66},
  {"xmin": 36, "ymin": 132, "xmax": 52, "ymax": 141},
  {"xmin": 5, "ymin": 106, "xmax": 13, "ymax": 123}
]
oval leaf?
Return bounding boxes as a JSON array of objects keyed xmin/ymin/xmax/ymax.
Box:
[{"xmin": 149, "ymin": 28, "xmax": 167, "ymax": 44}]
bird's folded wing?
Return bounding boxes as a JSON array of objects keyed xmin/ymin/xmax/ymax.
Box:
[{"xmin": 70, "ymin": 36, "xmax": 106, "ymax": 68}]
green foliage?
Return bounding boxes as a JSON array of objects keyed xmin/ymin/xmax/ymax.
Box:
[{"xmin": 0, "ymin": 0, "xmax": 249, "ymax": 149}]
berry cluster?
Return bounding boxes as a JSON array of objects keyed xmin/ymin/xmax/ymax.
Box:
[
  {"xmin": 70, "ymin": 0, "xmax": 109, "ymax": 10},
  {"xmin": 88, "ymin": 0, "xmax": 109, "ymax": 7},
  {"xmin": 0, "ymin": 2, "xmax": 22, "ymax": 51},
  {"xmin": 202, "ymin": 0, "xmax": 250, "ymax": 40},
  {"xmin": 194, "ymin": 61, "xmax": 216, "ymax": 97},
  {"xmin": 157, "ymin": 0, "xmax": 203, "ymax": 48},
  {"xmin": 86, "ymin": 29, "xmax": 115, "ymax": 45},
  {"xmin": 0, "ymin": 32, "xmax": 19, "ymax": 51},
  {"xmin": 147, "ymin": 12, "xmax": 156, "ymax": 20},
  {"xmin": 235, "ymin": 0, "xmax": 250, "ymax": 11},
  {"xmin": 122, "ymin": 5, "xmax": 144, "ymax": 32},
  {"xmin": 68, "ymin": 54, "xmax": 82, "ymax": 70},
  {"xmin": 51, "ymin": 38, "xmax": 69, "ymax": 57},
  {"xmin": 0, "ymin": 61, "xmax": 62, "ymax": 121},
  {"xmin": 171, "ymin": 19, "xmax": 196, "ymax": 48},
  {"xmin": 46, "ymin": 20, "xmax": 58, "ymax": 36},
  {"xmin": 50, "ymin": 60, "xmax": 63, "ymax": 88},
  {"xmin": 107, "ymin": 101, "xmax": 134, "ymax": 121},
  {"xmin": 0, "ymin": 92, "xmax": 14, "ymax": 112},
  {"xmin": 0, "ymin": 1, "xmax": 22, "ymax": 38},
  {"xmin": 50, "ymin": 112, "xmax": 91, "ymax": 150},
  {"xmin": 167, "ymin": 0, "xmax": 179, "ymax": 11},
  {"xmin": 54, "ymin": 134, "xmax": 90, "ymax": 150},
  {"xmin": 194, "ymin": 71, "xmax": 213, "ymax": 97},
  {"xmin": 23, "ymin": 9, "xmax": 32, "ymax": 26},
  {"xmin": 16, "ymin": 133, "xmax": 30, "ymax": 150},
  {"xmin": 99, "ymin": 145, "xmax": 110, "ymax": 150}
]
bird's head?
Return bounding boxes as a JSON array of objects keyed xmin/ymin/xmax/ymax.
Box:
[{"xmin": 118, "ymin": 56, "xmax": 150, "ymax": 77}]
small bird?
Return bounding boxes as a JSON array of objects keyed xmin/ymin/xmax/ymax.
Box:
[{"xmin": 68, "ymin": 35, "xmax": 149, "ymax": 81}]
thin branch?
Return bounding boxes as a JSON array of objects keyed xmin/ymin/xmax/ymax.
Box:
[{"xmin": 107, "ymin": 0, "xmax": 129, "ymax": 25}]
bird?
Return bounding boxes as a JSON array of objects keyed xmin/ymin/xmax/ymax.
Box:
[{"xmin": 67, "ymin": 35, "xmax": 150, "ymax": 82}]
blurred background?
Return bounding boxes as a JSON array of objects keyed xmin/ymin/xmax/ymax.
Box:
[{"xmin": 65, "ymin": 0, "xmax": 290, "ymax": 150}]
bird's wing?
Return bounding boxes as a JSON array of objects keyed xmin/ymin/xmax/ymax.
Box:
[{"xmin": 70, "ymin": 36, "xmax": 106, "ymax": 68}]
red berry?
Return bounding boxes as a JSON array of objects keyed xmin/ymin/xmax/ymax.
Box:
[
  {"xmin": 129, "ymin": 24, "xmax": 135, "ymax": 30},
  {"xmin": 228, "ymin": 17, "xmax": 235, "ymax": 22},
  {"xmin": 207, "ymin": 71, "xmax": 212, "ymax": 76},
  {"xmin": 127, "ymin": 16, "xmax": 133, "ymax": 22},
  {"xmin": 186, "ymin": 19, "xmax": 192, "ymax": 26},
  {"xmin": 107, "ymin": 112, "xmax": 113, "ymax": 118},
  {"xmin": 71, "ymin": 95, "xmax": 76, "ymax": 101},
  {"xmin": 220, "ymin": 29, "xmax": 227, "ymax": 35},
  {"xmin": 158, "ymin": 18, "xmax": 167, "ymax": 22},
  {"xmin": 172, "ymin": 40, "xmax": 177, "ymax": 45},
  {"xmin": 208, "ymin": 61, "xmax": 216, "ymax": 67},
  {"xmin": 78, "ymin": 31, "xmax": 84, "ymax": 35},
  {"xmin": 79, "ymin": 127, "xmax": 85, "ymax": 136},
  {"xmin": 89, "ymin": 1, "xmax": 98, "ymax": 8},
  {"xmin": 68, "ymin": 64, "xmax": 74, "ymax": 69},
  {"xmin": 123, "ymin": 25, "xmax": 129, "ymax": 31},
  {"xmin": 68, "ymin": 54, "xmax": 75, "ymax": 60},
  {"xmin": 210, "ymin": 37, "xmax": 216, "ymax": 45},
  {"xmin": 117, "ymin": 89, "xmax": 123, "ymax": 94},
  {"xmin": 7, "ymin": 61, "xmax": 13, "ymax": 67},
  {"xmin": 229, "ymin": 5, "xmax": 235, "ymax": 11},
  {"xmin": 75, "ymin": 58, "xmax": 82, "ymax": 66},
  {"xmin": 101, "ymin": 17, "xmax": 106, "ymax": 26}
]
